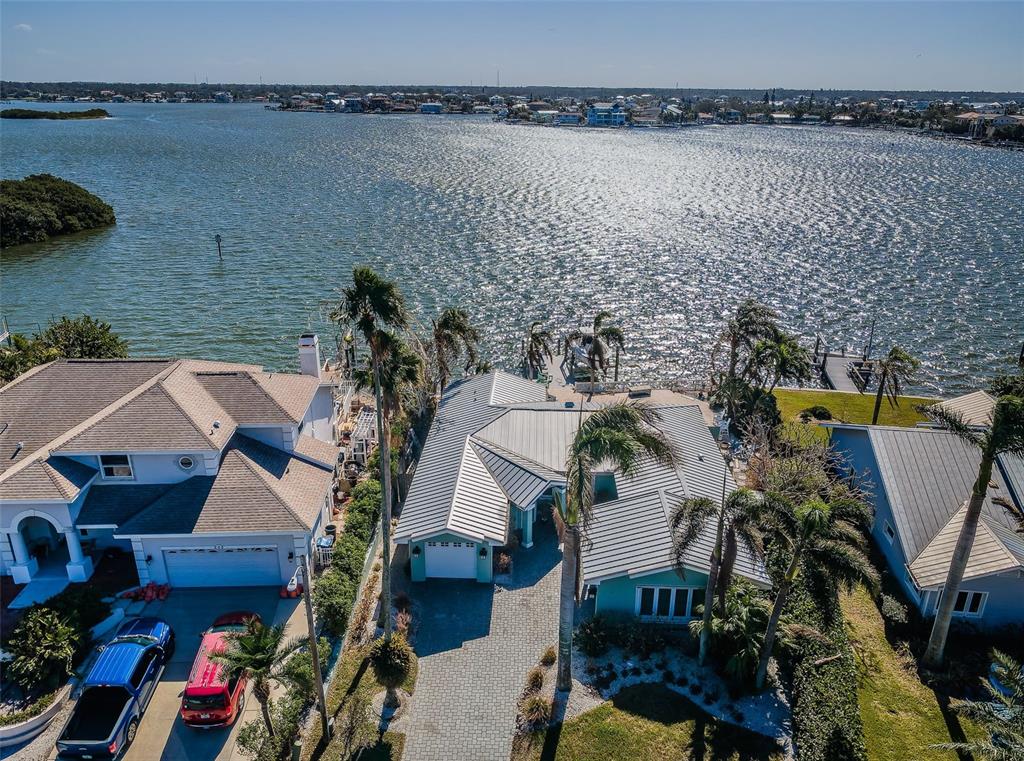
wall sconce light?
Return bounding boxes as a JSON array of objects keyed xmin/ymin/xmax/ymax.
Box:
[
  {"xmin": 145, "ymin": 554, "xmax": 153, "ymax": 564},
  {"xmin": 411, "ymin": 546, "xmax": 421, "ymax": 557},
  {"xmin": 288, "ymin": 551, "xmax": 294, "ymax": 561},
  {"xmin": 479, "ymin": 547, "xmax": 488, "ymax": 558}
]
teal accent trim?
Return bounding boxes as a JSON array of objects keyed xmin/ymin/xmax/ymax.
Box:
[
  {"xmin": 409, "ymin": 531, "xmax": 492, "ymax": 583},
  {"xmin": 594, "ymin": 568, "xmax": 709, "ymax": 617},
  {"xmin": 410, "ymin": 540, "xmax": 425, "ymax": 582}
]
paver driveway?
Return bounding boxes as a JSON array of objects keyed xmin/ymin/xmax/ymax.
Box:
[{"xmin": 400, "ymin": 520, "xmax": 562, "ymax": 761}]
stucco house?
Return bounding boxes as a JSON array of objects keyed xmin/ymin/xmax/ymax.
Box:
[
  {"xmin": 394, "ymin": 371, "xmax": 767, "ymax": 622},
  {"xmin": 0, "ymin": 335, "xmax": 340, "ymax": 603},
  {"xmin": 828, "ymin": 422, "xmax": 1024, "ymax": 629}
]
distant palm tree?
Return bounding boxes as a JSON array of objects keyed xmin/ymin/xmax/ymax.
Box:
[
  {"xmin": 553, "ymin": 402, "xmax": 676, "ymax": 691},
  {"xmin": 431, "ymin": 307, "xmax": 479, "ymax": 395},
  {"xmin": 754, "ymin": 496, "xmax": 878, "ymax": 690},
  {"xmin": 568, "ymin": 311, "xmax": 626, "ymax": 380},
  {"xmin": 754, "ymin": 328, "xmax": 812, "ymax": 392},
  {"xmin": 922, "ymin": 396, "xmax": 1024, "ymax": 669},
  {"xmin": 332, "ymin": 266, "xmax": 408, "ymax": 642},
  {"xmin": 670, "ymin": 489, "xmax": 766, "ymax": 665},
  {"xmin": 525, "ymin": 321, "xmax": 553, "ymax": 380},
  {"xmin": 870, "ymin": 346, "xmax": 920, "ymax": 425},
  {"xmin": 933, "ymin": 650, "xmax": 1024, "ymax": 759},
  {"xmin": 211, "ymin": 618, "xmax": 304, "ymax": 737}
]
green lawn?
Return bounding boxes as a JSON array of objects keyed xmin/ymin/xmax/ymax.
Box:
[
  {"xmin": 774, "ymin": 388, "xmax": 934, "ymax": 432},
  {"xmin": 513, "ymin": 685, "xmax": 784, "ymax": 761},
  {"xmin": 841, "ymin": 586, "xmax": 975, "ymax": 761}
]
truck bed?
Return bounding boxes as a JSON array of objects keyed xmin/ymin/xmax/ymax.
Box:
[{"xmin": 59, "ymin": 686, "xmax": 132, "ymax": 742}]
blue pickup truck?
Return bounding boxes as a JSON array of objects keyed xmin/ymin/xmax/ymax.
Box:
[{"xmin": 55, "ymin": 618, "xmax": 175, "ymax": 760}]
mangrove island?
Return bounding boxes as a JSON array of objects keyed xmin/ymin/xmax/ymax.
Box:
[
  {"xmin": 0, "ymin": 174, "xmax": 116, "ymax": 248},
  {"xmin": 1, "ymin": 107, "xmax": 110, "ymax": 120}
]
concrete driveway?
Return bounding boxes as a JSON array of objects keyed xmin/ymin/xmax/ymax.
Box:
[{"xmin": 118, "ymin": 587, "xmax": 302, "ymax": 761}]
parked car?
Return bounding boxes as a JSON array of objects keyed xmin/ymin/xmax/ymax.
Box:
[
  {"xmin": 180, "ymin": 611, "xmax": 259, "ymax": 728},
  {"xmin": 55, "ymin": 618, "xmax": 174, "ymax": 759}
]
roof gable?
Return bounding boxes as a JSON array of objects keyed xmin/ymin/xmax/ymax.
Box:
[
  {"xmin": 909, "ymin": 504, "xmax": 1021, "ymax": 588},
  {"xmin": 0, "ymin": 456, "xmax": 97, "ymax": 502}
]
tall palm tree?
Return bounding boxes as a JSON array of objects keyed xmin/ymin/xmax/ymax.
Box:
[
  {"xmin": 211, "ymin": 618, "xmax": 304, "ymax": 737},
  {"xmin": 525, "ymin": 321, "xmax": 553, "ymax": 380},
  {"xmin": 670, "ymin": 488, "xmax": 766, "ymax": 665},
  {"xmin": 754, "ymin": 328, "xmax": 812, "ymax": 392},
  {"xmin": 553, "ymin": 402, "xmax": 677, "ymax": 691},
  {"xmin": 332, "ymin": 266, "xmax": 408, "ymax": 642},
  {"xmin": 754, "ymin": 495, "xmax": 878, "ymax": 690},
  {"xmin": 933, "ymin": 650, "xmax": 1024, "ymax": 759},
  {"xmin": 431, "ymin": 307, "xmax": 479, "ymax": 395},
  {"xmin": 870, "ymin": 346, "xmax": 920, "ymax": 425},
  {"xmin": 922, "ymin": 396, "xmax": 1024, "ymax": 668},
  {"xmin": 353, "ymin": 330, "xmax": 422, "ymax": 419}
]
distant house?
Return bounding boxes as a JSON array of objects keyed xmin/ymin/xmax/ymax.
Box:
[
  {"xmin": 489, "ymin": 94, "xmax": 506, "ymax": 107},
  {"xmin": 527, "ymin": 101, "xmax": 552, "ymax": 113},
  {"xmin": 473, "ymin": 105, "xmax": 493, "ymax": 114},
  {"xmin": 419, "ymin": 102, "xmax": 443, "ymax": 114},
  {"xmin": 554, "ymin": 112, "xmax": 581, "ymax": 126},
  {"xmin": 394, "ymin": 372, "xmax": 769, "ymax": 625},
  {"xmin": 696, "ymin": 113, "xmax": 715, "ymax": 124},
  {"xmin": 213, "ymin": 91, "xmax": 233, "ymax": 104},
  {"xmin": 586, "ymin": 102, "xmax": 626, "ymax": 127},
  {"xmin": 828, "ymin": 422, "xmax": 1024, "ymax": 630},
  {"xmin": 771, "ymin": 113, "xmax": 795, "ymax": 124},
  {"xmin": 532, "ymin": 110, "xmax": 558, "ymax": 124},
  {"xmin": 748, "ymin": 112, "xmax": 770, "ymax": 124},
  {"xmin": 718, "ymin": 109, "xmax": 743, "ymax": 124},
  {"xmin": 832, "ymin": 114, "xmax": 855, "ymax": 124}
]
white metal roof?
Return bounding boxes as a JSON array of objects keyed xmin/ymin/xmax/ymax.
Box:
[{"xmin": 929, "ymin": 390, "xmax": 995, "ymax": 428}]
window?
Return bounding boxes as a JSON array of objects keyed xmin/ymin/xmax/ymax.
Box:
[
  {"xmin": 594, "ymin": 473, "xmax": 619, "ymax": 504},
  {"xmin": 100, "ymin": 454, "xmax": 133, "ymax": 479},
  {"xmin": 636, "ymin": 586, "xmax": 702, "ymax": 622},
  {"xmin": 952, "ymin": 590, "xmax": 987, "ymax": 617},
  {"xmin": 129, "ymin": 651, "xmax": 157, "ymax": 689},
  {"xmin": 883, "ymin": 522, "xmax": 896, "ymax": 544}
]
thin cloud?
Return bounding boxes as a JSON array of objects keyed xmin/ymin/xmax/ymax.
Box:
[{"xmin": 13, "ymin": 23, "xmax": 32, "ymax": 32}]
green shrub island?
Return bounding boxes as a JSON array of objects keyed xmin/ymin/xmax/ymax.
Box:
[
  {"xmin": 0, "ymin": 173, "xmax": 115, "ymax": 248},
  {"xmin": 1, "ymin": 108, "xmax": 110, "ymax": 120}
]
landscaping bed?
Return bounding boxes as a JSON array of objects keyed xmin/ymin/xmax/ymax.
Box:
[{"xmin": 513, "ymin": 684, "xmax": 785, "ymax": 761}]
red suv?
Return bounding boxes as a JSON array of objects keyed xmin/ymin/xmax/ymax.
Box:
[{"xmin": 180, "ymin": 612, "xmax": 259, "ymax": 728}]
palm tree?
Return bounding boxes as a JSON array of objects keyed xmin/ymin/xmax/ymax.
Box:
[
  {"xmin": 754, "ymin": 328, "xmax": 812, "ymax": 392},
  {"xmin": 689, "ymin": 582, "xmax": 772, "ymax": 684},
  {"xmin": 525, "ymin": 321, "xmax": 553, "ymax": 380},
  {"xmin": 567, "ymin": 311, "xmax": 626, "ymax": 381},
  {"xmin": 211, "ymin": 618, "xmax": 304, "ymax": 737},
  {"xmin": 332, "ymin": 266, "xmax": 408, "ymax": 642},
  {"xmin": 431, "ymin": 307, "xmax": 479, "ymax": 395},
  {"xmin": 933, "ymin": 650, "xmax": 1023, "ymax": 759},
  {"xmin": 870, "ymin": 346, "xmax": 920, "ymax": 425},
  {"xmin": 670, "ymin": 488, "xmax": 766, "ymax": 665},
  {"xmin": 553, "ymin": 402, "xmax": 677, "ymax": 691},
  {"xmin": 922, "ymin": 396, "xmax": 1024, "ymax": 668},
  {"xmin": 354, "ymin": 330, "xmax": 422, "ymax": 419},
  {"xmin": 753, "ymin": 495, "xmax": 878, "ymax": 690}
]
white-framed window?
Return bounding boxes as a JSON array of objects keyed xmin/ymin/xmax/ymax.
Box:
[
  {"xmin": 635, "ymin": 586, "xmax": 704, "ymax": 622},
  {"xmin": 883, "ymin": 521, "xmax": 896, "ymax": 544},
  {"xmin": 952, "ymin": 590, "xmax": 987, "ymax": 618},
  {"xmin": 99, "ymin": 454, "xmax": 133, "ymax": 479}
]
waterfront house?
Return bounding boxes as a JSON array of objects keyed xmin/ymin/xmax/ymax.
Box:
[
  {"xmin": 771, "ymin": 113, "xmax": 795, "ymax": 124},
  {"xmin": 213, "ymin": 91, "xmax": 233, "ymax": 104},
  {"xmin": 0, "ymin": 336, "xmax": 340, "ymax": 600},
  {"xmin": 586, "ymin": 102, "xmax": 627, "ymax": 128},
  {"xmin": 533, "ymin": 110, "xmax": 558, "ymax": 124},
  {"xmin": 489, "ymin": 94, "xmax": 506, "ymax": 107},
  {"xmin": 420, "ymin": 102, "xmax": 443, "ymax": 114},
  {"xmin": 748, "ymin": 112, "xmax": 770, "ymax": 124},
  {"xmin": 554, "ymin": 112, "xmax": 581, "ymax": 126},
  {"xmin": 828, "ymin": 423, "xmax": 1024, "ymax": 629},
  {"xmin": 718, "ymin": 109, "xmax": 743, "ymax": 124},
  {"xmin": 394, "ymin": 372, "xmax": 768, "ymax": 623}
]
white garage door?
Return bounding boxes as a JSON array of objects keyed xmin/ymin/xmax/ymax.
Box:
[
  {"xmin": 163, "ymin": 546, "xmax": 281, "ymax": 587},
  {"xmin": 424, "ymin": 539, "xmax": 477, "ymax": 579}
]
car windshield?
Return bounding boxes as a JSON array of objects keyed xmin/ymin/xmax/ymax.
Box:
[
  {"xmin": 183, "ymin": 693, "xmax": 227, "ymax": 710},
  {"xmin": 112, "ymin": 635, "xmax": 158, "ymax": 646},
  {"xmin": 208, "ymin": 623, "xmax": 246, "ymax": 634}
]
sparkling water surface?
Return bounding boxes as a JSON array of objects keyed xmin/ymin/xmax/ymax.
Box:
[{"xmin": 2, "ymin": 102, "xmax": 1022, "ymax": 394}]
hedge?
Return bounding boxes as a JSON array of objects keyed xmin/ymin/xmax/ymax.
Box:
[{"xmin": 312, "ymin": 477, "xmax": 382, "ymax": 638}]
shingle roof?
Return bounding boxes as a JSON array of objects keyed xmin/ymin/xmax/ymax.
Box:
[
  {"xmin": 866, "ymin": 426, "xmax": 1024, "ymax": 588},
  {"xmin": 0, "ymin": 456, "xmax": 97, "ymax": 502},
  {"xmin": 77, "ymin": 483, "xmax": 176, "ymax": 527},
  {"xmin": 115, "ymin": 434, "xmax": 334, "ymax": 536},
  {"xmin": 194, "ymin": 371, "xmax": 318, "ymax": 425},
  {"xmin": 293, "ymin": 434, "xmax": 341, "ymax": 469},
  {"xmin": 0, "ymin": 359, "xmax": 173, "ymax": 473}
]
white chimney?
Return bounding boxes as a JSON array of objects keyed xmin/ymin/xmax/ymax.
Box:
[{"xmin": 298, "ymin": 333, "xmax": 322, "ymax": 380}]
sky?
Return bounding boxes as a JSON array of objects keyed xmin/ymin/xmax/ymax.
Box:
[{"xmin": 2, "ymin": 1, "xmax": 1022, "ymax": 92}]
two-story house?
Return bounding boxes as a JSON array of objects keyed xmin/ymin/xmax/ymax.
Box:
[{"xmin": 0, "ymin": 335, "xmax": 340, "ymax": 599}]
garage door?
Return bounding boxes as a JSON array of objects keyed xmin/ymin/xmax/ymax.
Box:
[
  {"xmin": 163, "ymin": 546, "xmax": 281, "ymax": 587},
  {"xmin": 424, "ymin": 539, "xmax": 477, "ymax": 579}
]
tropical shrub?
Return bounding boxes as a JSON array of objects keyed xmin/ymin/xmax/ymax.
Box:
[
  {"xmin": 525, "ymin": 667, "xmax": 545, "ymax": 693},
  {"xmin": 370, "ymin": 633, "xmax": 413, "ymax": 691},
  {"xmin": 624, "ymin": 624, "xmax": 666, "ymax": 658},
  {"xmin": 496, "ymin": 552, "xmax": 512, "ymax": 574},
  {"xmin": 45, "ymin": 583, "xmax": 111, "ymax": 633},
  {"xmin": 332, "ymin": 533, "xmax": 369, "ymax": 579},
  {"xmin": 521, "ymin": 695, "xmax": 552, "ymax": 728},
  {"xmin": 689, "ymin": 582, "xmax": 770, "ymax": 687},
  {"xmin": 6, "ymin": 608, "xmax": 77, "ymax": 692},
  {"xmin": 800, "ymin": 405, "xmax": 833, "ymax": 421},
  {"xmin": 575, "ymin": 615, "xmax": 614, "ymax": 657},
  {"xmin": 1, "ymin": 174, "xmax": 115, "ymax": 248},
  {"xmin": 879, "ymin": 593, "xmax": 908, "ymax": 625},
  {"xmin": 313, "ymin": 567, "xmax": 358, "ymax": 637}
]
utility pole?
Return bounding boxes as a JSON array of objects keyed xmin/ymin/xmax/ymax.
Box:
[{"xmin": 299, "ymin": 555, "xmax": 332, "ymax": 742}]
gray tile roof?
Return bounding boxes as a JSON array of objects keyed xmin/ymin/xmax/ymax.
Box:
[
  {"xmin": 866, "ymin": 426, "xmax": 1024, "ymax": 587},
  {"xmin": 0, "ymin": 359, "xmax": 173, "ymax": 474},
  {"xmin": 115, "ymin": 434, "xmax": 334, "ymax": 536},
  {"xmin": 0, "ymin": 456, "xmax": 97, "ymax": 502}
]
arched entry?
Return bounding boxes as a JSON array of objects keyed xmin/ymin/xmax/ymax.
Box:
[{"xmin": 6, "ymin": 511, "xmax": 93, "ymax": 584}]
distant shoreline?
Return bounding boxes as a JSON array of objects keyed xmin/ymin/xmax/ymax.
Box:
[{"xmin": 1, "ymin": 107, "xmax": 110, "ymax": 120}]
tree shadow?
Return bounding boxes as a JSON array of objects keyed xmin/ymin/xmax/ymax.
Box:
[{"xmin": 932, "ymin": 689, "xmax": 973, "ymax": 761}]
